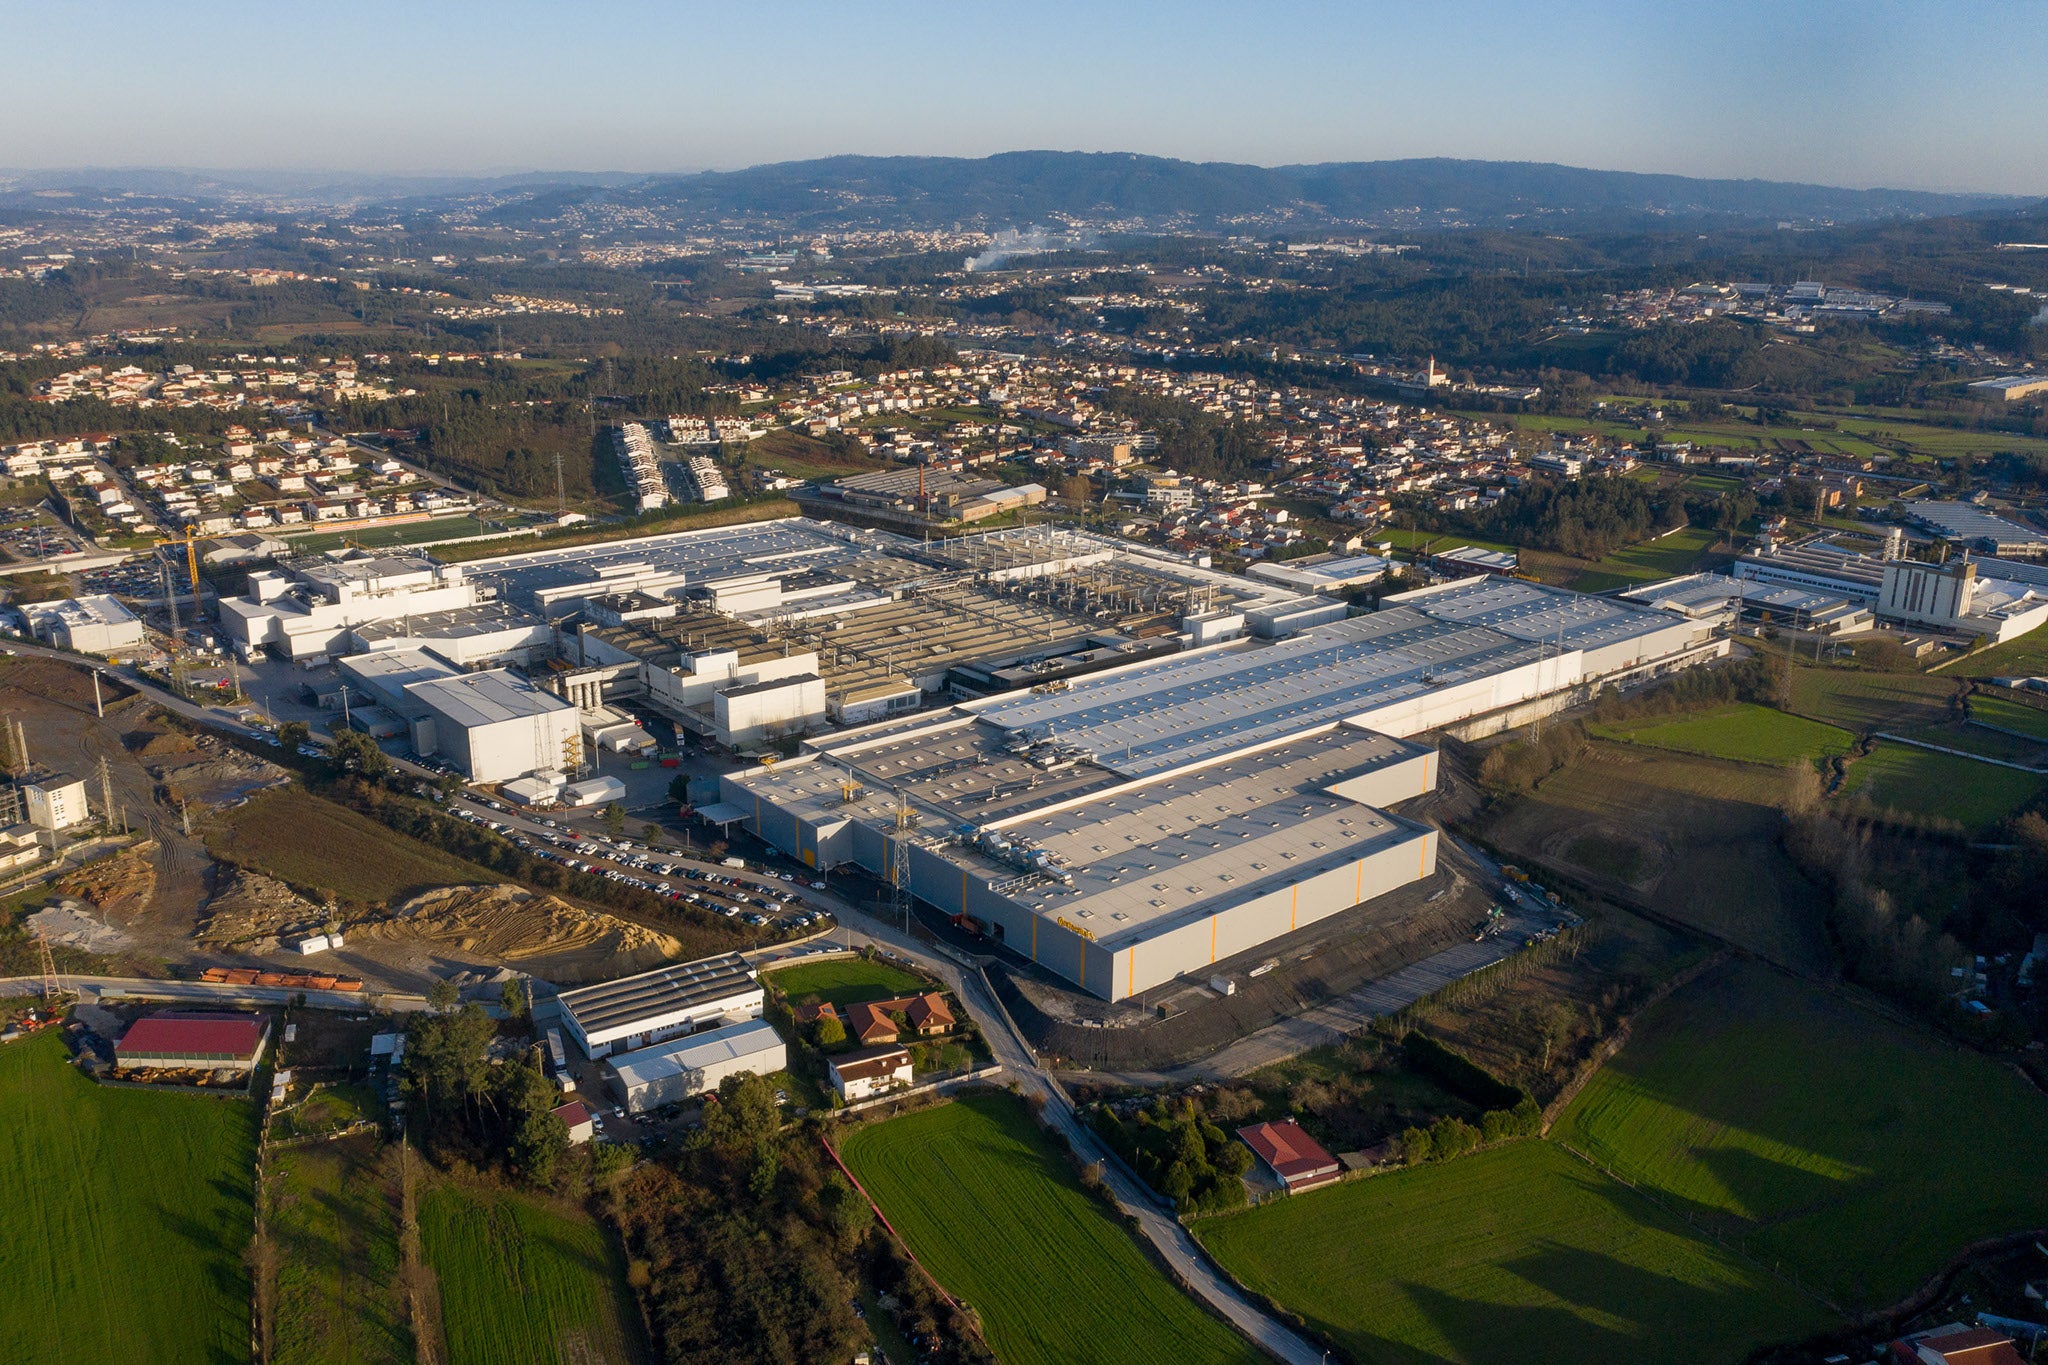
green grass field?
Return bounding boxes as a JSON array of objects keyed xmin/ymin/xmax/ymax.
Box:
[
  {"xmin": 1786, "ymin": 667, "xmax": 1958, "ymax": 734},
  {"xmin": 1838, "ymin": 742, "xmax": 2045, "ymax": 829},
  {"xmin": 1569, "ymin": 525, "xmax": 1727, "ymax": 592},
  {"xmin": 1200, "ymin": 963, "xmax": 2048, "ymax": 1361},
  {"xmin": 1374, "ymin": 527, "xmax": 1521, "ymax": 557},
  {"xmin": 1590, "ymin": 703, "xmax": 1853, "ymax": 767},
  {"xmin": 271, "ymin": 1135, "xmax": 409, "ymax": 1365},
  {"xmin": 0, "ymin": 1029, "xmax": 258, "ymax": 1363},
  {"xmin": 418, "ymin": 1182, "xmax": 645, "ymax": 1365},
  {"xmin": 287, "ymin": 513, "xmax": 502, "ymax": 553},
  {"xmin": 1969, "ymin": 692, "xmax": 2048, "ymax": 741},
  {"xmin": 209, "ymin": 787, "xmax": 504, "ymax": 908},
  {"xmin": 1199, "ymin": 1142, "xmax": 1819, "ymax": 1365},
  {"xmin": 841, "ymin": 1091, "xmax": 1258, "ymax": 1365},
  {"xmin": 764, "ymin": 956, "xmax": 929, "ymax": 1007},
  {"xmin": 1554, "ymin": 962, "xmax": 2048, "ymax": 1307},
  {"xmin": 1945, "ymin": 625, "xmax": 2048, "ymax": 681}
]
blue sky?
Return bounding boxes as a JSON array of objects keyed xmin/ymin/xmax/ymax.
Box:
[{"xmin": 4, "ymin": 0, "xmax": 2044, "ymax": 194}]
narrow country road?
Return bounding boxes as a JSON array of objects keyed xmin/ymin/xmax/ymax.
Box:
[{"xmin": 819, "ymin": 899, "xmax": 1329, "ymax": 1365}]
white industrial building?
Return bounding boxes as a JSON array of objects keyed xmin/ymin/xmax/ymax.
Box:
[
  {"xmin": 29, "ymin": 596, "xmax": 145, "ymax": 655},
  {"xmin": 406, "ymin": 671, "xmax": 581, "ymax": 784},
  {"xmin": 1735, "ymin": 538, "xmax": 2048, "ymax": 642},
  {"xmin": 554, "ymin": 952, "xmax": 764, "ymax": 1058},
  {"xmin": 218, "ymin": 552, "xmax": 490, "ymax": 662},
  {"xmin": 1247, "ymin": 552, "xmax": 1390, "ymax": 594},
  {"xmin": 606, "ymin": 1017, "xmax": 787, "ymax": 1113},
  {"xmin": 1901, "ymin": 500, "xmax": 2048, "ymax": 556},
  {"xmin": 724, "ymin": 577, "xmax": 1722, "ymax": 1002},
  {"xmin": 338, "ymin": 648, "xmax": 582, "ymax": 783},
  {"xmin": 460, "ymin": 518, "xmax": 1325, "ymax": 750},
  {"xmin": 23, "ymin": 775, "xmax": 89, "ymax": 831}
]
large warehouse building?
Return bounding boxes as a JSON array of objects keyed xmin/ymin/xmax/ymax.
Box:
[
  {"xmin": 723, "ymin": 576, "xmax": 1722, "ymax": 1001},
  {"xmin": 606, "ymin": 1017, "xmax": 787, "ymax": 1113},
  {"xmin": 28, "ymin": 595, "xmax": 146, "ymax": 655},
  {"xmin": 554, "ymin": 952, "xmax": 764, "ymax": 1058},
  {"xmin": 1733, "ymin": 538, "xmax": 2048, "ymax": 642}
]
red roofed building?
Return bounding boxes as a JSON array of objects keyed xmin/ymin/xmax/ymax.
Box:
[
  {"xmin": 842, "ymin": 994, "xmax": 956, "ymax": 1046},
  {"xmin": 1891, "ymin": 1326, "xmax": 2027, "ymax": 1365},
  {"xmin": 1237, "ymin": 1118, "xmax": 1341, "ymax": 1193},
  {"xmin": 550, "ymin": 1100, "xmax": 595, "ymax": 1145},
  {"xmin": 905, "ymin": 993, "xmax": 954, "ymax": 1035},
  {"xmin": 115, "ymin": 1011, "xmax": 272, "ymax": 1073},
  {"xmin": 844, "ymin": 1001, "xmax": 901, "ymax": 1045}
]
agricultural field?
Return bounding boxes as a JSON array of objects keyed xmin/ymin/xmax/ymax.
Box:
[
  {"xmin": 1566, "ymin": 525, "xmax": 1729, "ymax": 592},
  {"xmin": 764, "ymin": 955, "xmax": 930, "ymax": 1007},
  {"xmin": 1554, "ymin": 961, "xmax": 2048, "ymax": 1308},
  {"xmin": 208, "ymin": 787, "xmax": 504, "ymax": 908},
  {"xmin": 0, "ymin": 1029, "xmax": 258, "ymax": 1363},
  {"xmin": 287, "ymin": 512, "xmax": 506, "ymax": 553},
  {"xmin": 1836, "ymin": 742, "xmax": 2045, "ymax": 830},
  {"xmin": 1785, "ymin": 665, "xmax": 1959, "ymax": 734},
  {"xmin": 1969, "ymin": 692, "xmax": 2048, "ymax": 741},
  {"xmin": 1198, "ymin": 1141, "xmax": 1820, "ymax": 1365},
  {"xmin": 1946, "ymin": 624, "xmax": 2048, "ymax": 682},
  {"xmin": 1474, "ymin": 745, "xmax": 1834, "ymax": 971},
  {"xmin": 417, "ymin": 1181, "xmax": 646, "ymax": 1365},
  {"xmin": 1590, "ymin": 702, "xmax": 1853, "ymax": 767},
  {"xmin": 1199, "ymin": 961, "xmax": 2048, "ymax": 1361},
  {"xmin": 269, "ymin": 1135, "xmax": 410, "ymax": 1365},
  {"xmin": 840, "ymin": 1091, "xmax": 1259, "ymax": 1365},
  {"xmin": 1373, "ymin": 527, "xmax": 1521, "ymax": 557}
]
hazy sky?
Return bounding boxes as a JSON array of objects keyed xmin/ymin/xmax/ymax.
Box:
[{"xmin": 5, "ymin": 0, "xmax": 2046, "ymax": 194}]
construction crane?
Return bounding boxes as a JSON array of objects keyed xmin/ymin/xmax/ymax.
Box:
[{"xmin": 153, "ymin": 525, "xmax": 207, "ymax": 604}]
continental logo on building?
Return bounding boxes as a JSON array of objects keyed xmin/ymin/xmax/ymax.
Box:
[{"xmin": 1056, "ymin": 916, "xmax": 1096, "ymax": 941}]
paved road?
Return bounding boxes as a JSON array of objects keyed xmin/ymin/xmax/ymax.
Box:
[
  {"xmin": 0, "ymin": 973, "xmax": 428, "ymax": 1012},
  {"xmin": 819, "ymin": 901, "xmax": 1327, "ymax": 1365}
]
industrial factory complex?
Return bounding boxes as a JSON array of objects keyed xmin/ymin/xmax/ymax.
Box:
[
  {"xmin": 718, "ymin": 571, "xmax": 1723, "ymax": 1001},
  {"xmin": 193, "ymin": 515, "xmax": 1745, "ymax": 1002}
]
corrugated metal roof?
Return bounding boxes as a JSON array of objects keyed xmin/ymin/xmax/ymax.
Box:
[
  {"xmin": 608, "ymin": 1018, "xmax": 784, "ymax": 1090},
  {"xmin": 117, "ymin": 1011, "xmax": 269, "ymax": 1059},
  {"xmin": 409, "ymin": 669, "xmax": 574, "ymax": 728},
  {"xmin": 560, "ymin": 953, "xmax": 759, "ymax": 1037}
]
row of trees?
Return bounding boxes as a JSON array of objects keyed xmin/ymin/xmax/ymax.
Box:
[
  {"xmin": 1091, "ymin": 1096, "xmax": 1252, "ymax": 1213},
  {"xmin": 607, "ymin": 1073, "xmax": 993, "ymax": 1365}
]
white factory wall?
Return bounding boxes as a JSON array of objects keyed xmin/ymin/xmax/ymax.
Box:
[
  {"xmin": 565, "ymin": 987, "xmax": 764, "ymax": 1058},
  {"xmin": 716, "ymin": 676, "xmax": 828, "ymax": 747},
  {"xmin": 1348, "ymin": 653, "xmax": 1584, "ymax": 738},
  {"xmin": 427, "ymin": 704, "xmax": 582, "ymax": 784}
]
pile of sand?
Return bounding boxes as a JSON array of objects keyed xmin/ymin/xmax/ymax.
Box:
[
  {"xmin": 26, "ymin": 901, "xmax": 133, "ymax": 954},
  {"xmin": 199, "ymin": 866, "xmax": 324, "ymax": 945},
  {"xmin": 359, "ymin": 884, "xmax": 683, "ymax": 977},
  {"xmin": 56, "ymin": 846, "xmax": 159, "ymax": 919}
]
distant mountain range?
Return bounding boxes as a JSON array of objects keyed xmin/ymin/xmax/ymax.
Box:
[{"xmin": 0, "ymin": 152, "xmax": 2032, "ymax": 228}]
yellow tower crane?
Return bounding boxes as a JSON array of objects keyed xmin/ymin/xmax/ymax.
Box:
[{"xmin": 153, "ymin": 525, "xmax": 206, "ymax": 603}]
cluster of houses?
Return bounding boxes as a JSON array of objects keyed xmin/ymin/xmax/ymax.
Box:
[
  {"xmin": 124, "ymin": 430, "xmax": 463, "ymax": 534},
  {"xmin": 32, "ymin": 355, "xmax": 394, "ymax": 414}
]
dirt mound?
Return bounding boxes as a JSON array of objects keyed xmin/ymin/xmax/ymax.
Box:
[
  {"xmin": 125, "ymin": 727, "xmax": 196, "ymax": 757},
  {"xmin": 200, "ymin": 866, "xmax": 324, "ymax": 945},
  {"xmin": 359, "ymin": 884, "xmax": 683, "ymax": 978},
  {"xmin": 26, "ymin": 901, "xmax": 133, "ymax": 954},
  {"xmin": 156, "ymin": 748, "xmax": 289, "ymax": 812},
  {"xmin": 56, "ymin": 846, "xmax": 160, "ymax": 919}
]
